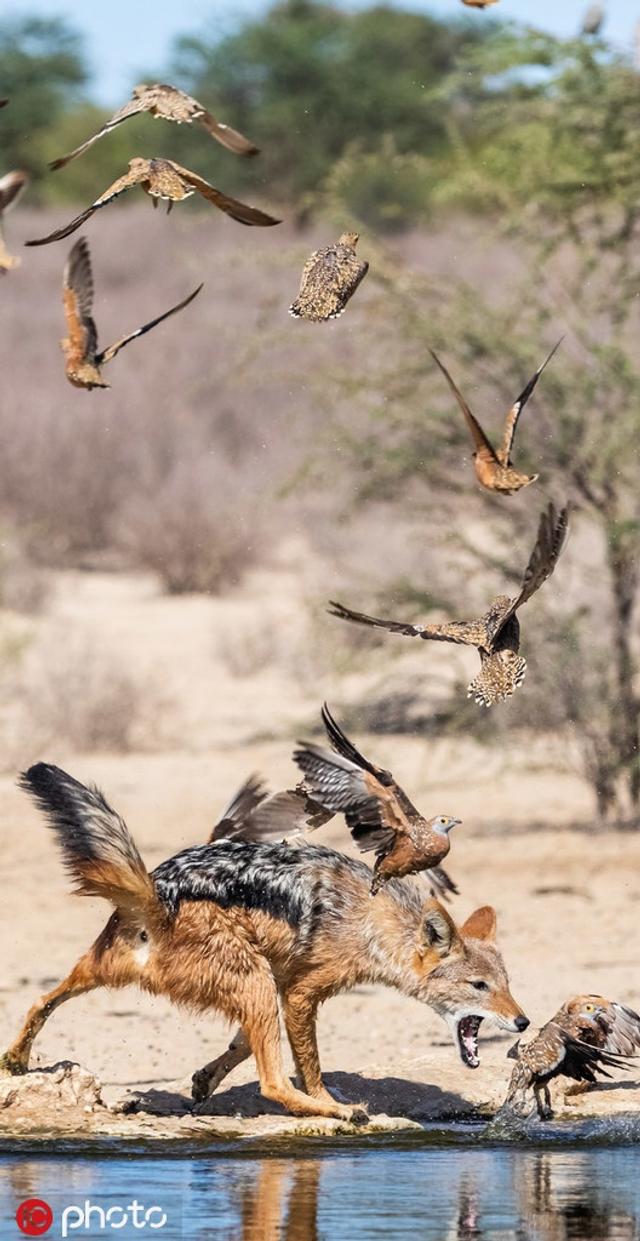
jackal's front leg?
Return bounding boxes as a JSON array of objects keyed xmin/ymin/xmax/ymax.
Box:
[
  {"xmin": 282, "ymin": 987, "xmax": 361, "ymax": 1113},
  {"xmin": 0, "ymin": 954, "xmax": 99, "ymax": 1076},
  {"xmin": 191, "ymin": 1028, "xmax": 251, "ymax": 1102}
]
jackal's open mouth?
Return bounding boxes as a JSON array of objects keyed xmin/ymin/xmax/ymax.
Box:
[{"xmin": 456, "ymin": 1015, "xmax": 483, "ymax": 1068}]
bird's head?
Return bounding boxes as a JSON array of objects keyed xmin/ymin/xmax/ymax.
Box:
[
  {"xmin": 339, "ymin": 231, "xmax": 360, "ymax": 248},
  {"xmin": 431, "ymin": 814, "xmax": 462, "ymax": 836}
]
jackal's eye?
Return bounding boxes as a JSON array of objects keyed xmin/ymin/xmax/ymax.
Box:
[
  {"xmin": 470, "ymin": 980, "xmax": 489, "ymax": 991},
  {"xmin": 139, "ymin": 930, "xmax": 148, "ymax": 943}
]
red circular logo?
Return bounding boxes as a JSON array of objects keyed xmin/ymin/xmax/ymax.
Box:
[{"xmin": 15, "ymin": 1200, "xmax": 53, "ymax": 1236}]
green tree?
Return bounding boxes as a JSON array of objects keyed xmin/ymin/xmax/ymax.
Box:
[
  {"xmin": 0, "ymin": 17, "xmax": 87, "ymax": 180},
  {"xmin": 168, "ymin": 0, "xmax": 492, "ymax": 210},
  {"xmin": 321, "ymin": 30, "xmax": 640, "ymax": 822}
]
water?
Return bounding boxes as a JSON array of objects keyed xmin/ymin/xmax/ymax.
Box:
[{"xmin": 2, "ymin": 1145, "xmax": 640, "ymax": 1240}]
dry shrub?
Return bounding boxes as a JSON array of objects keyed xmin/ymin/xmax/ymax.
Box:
[
  {"xmin": 118, "ymin": 456, "xmax": 270, "ymax": 595},
  {"xmin": 15, "ymin": 632, "xmax": 168, "ymax": 754},
  {"xmin": 0, "ymin": 533, "xmax": 50, "ymax": 613}
]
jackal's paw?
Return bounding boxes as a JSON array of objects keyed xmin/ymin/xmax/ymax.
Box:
[
  {"xmin": 191, "ymin": 1067, "xmax": 213, "ymax": 1103},
  {"xmin": 0, "ymin": 1052, "xmax": 28, "ymax": 1077}
]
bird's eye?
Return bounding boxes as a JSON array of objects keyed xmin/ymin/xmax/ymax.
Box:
[
  {"xmin": 139, "ymin": 930, "xmax": 148, "ymax": 943},
  {"xmin": 471, "ymin": 980, "xmax": 489, "ymax": 991}
]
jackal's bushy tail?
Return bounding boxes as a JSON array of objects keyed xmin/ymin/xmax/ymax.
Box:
[{"xmin": 20, "ymin": 762, "xmax": 158, "ymax": 920}]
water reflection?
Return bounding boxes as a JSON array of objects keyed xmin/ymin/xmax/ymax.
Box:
[{"xmin": 1, "ymin": 1146, "xmax": 640, "ymax": 1239}]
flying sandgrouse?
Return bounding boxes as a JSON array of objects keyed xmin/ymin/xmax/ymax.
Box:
[
  {"xmin": 0, "ymin": 169, "xmax": 29, "ymax": 273},
  {"xmin": 293, "ymin": 704, "xmax": 460, "ymax": 895},
  {"xmin": 49, "ymin": 82, "xmax": 258, "ymax": 171},
  {"xmin": 26, "ymin": 158, "xmax": 280, "ymax": 246},
  {"xmin": 61, "ymin": 237, "xmax": 202, "ymax": 389},
  {"xmin": 289, "ymin": 232, "xmax": 369, "ymax": 321},
  {"xmin": 429, "ymin": 340, "xmax": 562, "ymax": 494},
  {"xmin": 329, "ymin": 502, "xmax": 569, "ymax": 708}
]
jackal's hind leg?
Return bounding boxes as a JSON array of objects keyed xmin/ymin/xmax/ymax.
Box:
[
  {"xmin": 0, "ymin": 954, "xmax": 99, "ymax": 1076},
  {"xmin": 191, "ymin": 1027, "xmax": 251, "ymax": 1102}
]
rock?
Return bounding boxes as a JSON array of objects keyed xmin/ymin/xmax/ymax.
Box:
[{"xmin": 0, "ymin": 1061, "xmax": 103, "ymax": 1118}]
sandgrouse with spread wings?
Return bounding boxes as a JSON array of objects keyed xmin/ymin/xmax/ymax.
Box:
[
  {"xmin": 62, "ymin": 237, "xmax": 202, "ymax": 390},
  {"xmin": 289, "ymin": 232, "xmax": 369, "ymax": 321},
  {"xmin": 26, "ymin": 158, "xmax": 280, "ymax": 247},
  {"xmin": 330, "ymin": 502, "xmax": 569, "ymax": 708},
  {"xmin": 429, "ymin": 340, "xmax": 562, "ymax": 494},
  {"xmin": 293, "ymin": 704, "xmax": 460, "ymax": 895},
  {"xmin": 505, "ymin": 997, "xmax": 636, "ymax": 1120},
  {"xmin": 0, "ymin": 169, "xmax": 29, "ymax": 272},
  {"xmin": 49, "ymin": 82, "xmax": 258, "ymax": 171},
  {"xmin": 208, "ymin": 774, "xmax": 331, "ymax": 844}
]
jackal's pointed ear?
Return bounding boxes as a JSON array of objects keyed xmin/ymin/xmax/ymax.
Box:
[
  {"xmin": 419, "ymin": 900, "xmax": 462, "ymax": 959},
  {"xmin": 461, "ymin": 906, "xmax": 497, "ymax": 942}
]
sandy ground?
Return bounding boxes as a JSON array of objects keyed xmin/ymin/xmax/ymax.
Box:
[{"xmin": 0, "ymin": 557, "xmax": 639, "ymax": 1134}]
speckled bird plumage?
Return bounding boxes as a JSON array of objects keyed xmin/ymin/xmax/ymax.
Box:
[
  {"xmin": 293, "ymin": 704, "xmax": 460, "ymax": 895},
  {"xmin": 27, "ymin": 158, "xmax": 280, "ymax": 247},
  {"xmin": 505, "ymin": 998, "xmax": 635, "ymax": 1119},
  {"xmin": 429, "ymin": 340, "xmax": 562, "ymax": 494},
  {"xmin": 0, "ymin": 169, "xmax": 29, "ymax": 272},
  {"xmin": 330, "ymin": 502, "xmax": 569, "ymax": 708},
  {"xmin": 61, "ymin": 237, "xmax": 202, "ymax": 390},
  {"xmin": 49, "ymin": 83, "xmax": 258, "ymax": 172},
  {"xmin": 289, "ymin": 231, "xmax": 369, "ymax": 322}
]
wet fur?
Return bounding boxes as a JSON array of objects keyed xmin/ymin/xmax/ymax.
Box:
[{"xmin": 2, "ymin": 766, "xmax": 527, "ymax": 1119}]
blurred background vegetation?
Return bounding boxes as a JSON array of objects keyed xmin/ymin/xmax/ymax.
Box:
[{"xmin": 2, "ymin": 0, "xmax": 640, "ymax": 824}]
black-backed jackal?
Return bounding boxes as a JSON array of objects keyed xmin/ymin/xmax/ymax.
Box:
[{"xmin": 1, "ymin": 764, "xmax": 528, "ymax": 1121}]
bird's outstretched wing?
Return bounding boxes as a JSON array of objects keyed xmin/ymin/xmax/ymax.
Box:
[
  {"xmin": 320, "ymin": 701, "xmax": 423, "ymax": 821},
  {"xmin": 170, "ymin": 162, "xmax": 279, "ymax": 226},
  {"xmin": 26, "ymin": 165, "xmax": 148, "ymax": 246},
  {"xmin": 289, "ymin": 246, "xmax": 368, "ymax": 321},
  {"xmin": 562, "ymin": 1035, "xmax": 632, "ymax": 1084},
  {"xmin": 511, "ymin": 502, "xmax": 570, "ymax": 612},
  {"xmin": 197, "ymin": 108, "xmax": 259, "ymax": 156},
  {"xmin": 96, "ymin": 282, "xmax": 203, "ymax": 365},
  {"xmin": 63, "ymin": 237, "xmax": 99, "ymax": 364},
  {"xmin": 497, "ymin": 338, "xmax": 563, "ymax": 467},
  {"xmin": 247, "ymin": 787, "xmax": 333, "ymax": 836},
  {"xmin": 426, "ymin": 865, "xmax": 459, "ymax": 901},
  {"xmin": 210, "ymin": 774, "xmax": 270, "ymax": 842},
  {"xmin": 293, "ymin": 739, "xmax": 409, "ymax": 857},
  {"xmin": 49, "ymin": 96, "xmax": 150, "ymax": 171},
  {"xmin": 328, "ymin": 599, "xmax": 482, "ymax": 646},
  {"xmin": 0, "ymin": 169, "xmax": 29, "ymax": 216},
  {"xmin": 429, "ymin": 350, "xmax": 498, "ymax": 465},
  {"xmin": 600, "ymin": 1002, "xmax": 640, "ymax": 1057}
]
